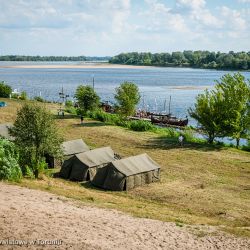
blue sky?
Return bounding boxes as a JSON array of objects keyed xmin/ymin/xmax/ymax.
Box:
[{"xmin": 0, "ymin": 0, "xmax": 249, "ymax": 56}]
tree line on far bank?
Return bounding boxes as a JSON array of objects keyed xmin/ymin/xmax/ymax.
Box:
[{"xmin": 109, "ymin": 51, "xmax": 250, "ymax": 70}]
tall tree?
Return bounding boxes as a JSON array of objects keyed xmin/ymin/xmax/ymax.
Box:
[
  {"xmin": 215, "ymin": 73, "xmax": 250, "ymax": 148},
  {"xmin": 0, "ymin": 81, "xmax": 12, "ymax": 98},
  {"xmin": 115, "ymin": 82, "xmax": 140, "ymax": 116},
  {"xmin": 9, "ymin": 103, "xmax": 63, "ymax": 177},
  {"xmin": 75, "ymin": 85, "xmax": 100, "ymax": 113},
  {"xmin": 188, "ymin": 89, "xmax": 225, "ymax": 143},
  {"xmin": 189, "ymin": 73, "xmax": 250, "ymax": 146}
]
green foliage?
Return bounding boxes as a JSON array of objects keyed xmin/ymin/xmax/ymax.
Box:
[
  {"xmin": 23, "ymin": 165, "xmax": 35, "ymax": 179},
  {"xmin": 9, "ymin": 103, "xmax": 63, "ymax": 178},
  {"xmin": 86, "ymin": 109, "xmax": 124, "ymax": 125},
  {"xmin": 0, "ymin": 81, "xmax": 12, "ymax": 98},
  {"xmin": 128, "ymin": 120, "xmax": 156, "ymax": 132},
  {"xmin": 75, "ymin": 85, "xmax": 100, "ymax": 113},
  {"xmin": 214, "ymin": 73, "xmax": 250, "ymax": 148},
  {"xmin": 65, "ymin": 100, "xmax": 73, "ymax": 107},
  {"xmin": 188, "ymin": 89, "xmax": 222, "ymax": 143},
  {"xmin": 114, "ymin": 82, "xmax": 140, "ymax": 116},
  {"xmin": 33, "ymin": 96, "xmax": 45, "ymax": 102},
  {"xmin": 109, "ymin": 51, "xmax": 250, "ymax": 70},
  {"xmin": 65, "ymin": 106, "xmax": 77, "ymax": 115},
  {"xmin": 0, "ymin": 139, "xmax": 22, "ymax": 181},
  {"xmin": 189, "ymin": 73, "xmax": 250, "ymax": 145},
  {"xmin": 11, "ymin": 93, "xmax": 19, "ymax": 99},
  {"xmin": 19, "ymin": 91, "xmax": 28, "ymax": 100}
]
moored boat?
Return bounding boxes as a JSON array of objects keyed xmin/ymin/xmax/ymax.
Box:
[{"xmin": 151, "ymin": 114, "xmax": 188, "ymax": 127}]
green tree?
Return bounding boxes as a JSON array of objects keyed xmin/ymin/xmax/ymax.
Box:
[
  {"xmin": 0, "ymin": 139, "xmax": 22, "ymax": 181},
  {"xmin": 9, "ymin": 103, "xmax": 63, "ymax": 178},
  {"xmin": 75, "ymin": 85, "xmax": 100, "ymax": 113},
  {"xmin": 189, "ymin": 73, "xmax": 250, "ymax": 146},
  {"xmin": 215, "ymin": 73, "xmax": 250, "ymax": 148},
  {"xmin": 188, "ymin": 89, "xmax": 225, "ymax": 143},
  {"xmin": 0, "ymin": 81, "xmax": 12, "ymax": 98},
  {"xmin": 114, "ymin": 82, "xmax": 140, "ymax": 116}
]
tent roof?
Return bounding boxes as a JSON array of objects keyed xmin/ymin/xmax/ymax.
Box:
[
  {"xmin": 0, "ymin": 123, "xmax": 13, "ymax": 140},
  {"xmin": 76, "ymin": 146, "xmax": 115, "ymax": 167},
  {"xmin": 112, "ymin": 153, "xmax": 160, "ymax": 176},
  {"xmin": 62, "ymin": 139, "xmax": 89, "ymax": 156}
]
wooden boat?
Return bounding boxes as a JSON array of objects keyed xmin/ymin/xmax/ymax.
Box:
[{"xmin": 151, "ymin": 114, "xmax": 188, "ymax": 127}]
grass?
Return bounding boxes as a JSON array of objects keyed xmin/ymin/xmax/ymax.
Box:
[{"xmin": 1, "ymin": 98, "xmax": 250, "ymax": 237}]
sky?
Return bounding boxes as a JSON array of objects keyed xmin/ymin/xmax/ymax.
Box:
[{"xmin": 0, "ymin": 0, "xmax": 250, "ymax": 56}]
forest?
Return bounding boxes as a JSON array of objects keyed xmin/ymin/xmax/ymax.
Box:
[{"xmin": 109, "ymin": 51, "xmax": 250, "ymax": 70}]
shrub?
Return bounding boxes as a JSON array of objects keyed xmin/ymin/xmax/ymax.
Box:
[
  {"xmin": 65, "ymin": 100, "xmax": 73, "ymax": 107},
  {"xmin": 33, "ymin": 96, "xmax": 45, "ymax": 102},
  {"xmin": 65, "ymin": 106, "xmax": 77, "ymax": 115},
  {"xmin": 128, "ymin": 120, "xmax": 156, "ymax": 132},
  {"xmin": 0, "ymin": 139, "xmax": 22, "ymax": 181},
  {"xmin": 11, "ymin": 93, "xmax": 19, "ymax": 99},
  {"xmin": 19, "ymin": 91, "xmax": 28, "ymax": 100},
  {"xmin": 0, "ymin": 82, "xmax": 12, "ymax": 98}
]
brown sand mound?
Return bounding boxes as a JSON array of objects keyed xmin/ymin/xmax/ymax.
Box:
[{"xmin": 0, "ymin": 182, "xmax": 249, "ymax": 250}]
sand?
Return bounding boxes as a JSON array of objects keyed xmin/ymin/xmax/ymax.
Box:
[
  {"xmin": 0, "ymin": 182, "xmax": 249, "ymax": 250},
  {"xmin": 0, "ymin": 63, "xmax": 151, "ymax": 69}
]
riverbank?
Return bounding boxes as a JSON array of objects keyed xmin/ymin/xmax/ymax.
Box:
[
  {"xmin": 0, "ymin": 62, "xmax": 153, "ymax": 69},
  {"xmin": 0, "ymin": 99, "xmax": 250, "ymax": 238}
]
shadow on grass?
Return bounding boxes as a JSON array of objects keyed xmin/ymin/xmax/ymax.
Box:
[
  {"xmin": 80, "ymin": 181, "xmax": 104, "ymax": 191},
  {"xmin": 72, "ymin": 122, "xmax": 106, "ymax": 128},
  {"xmin": 53, "ymin": 114, "xmax": 78, "ymax": 120},
  {"xmin": 141, "ymin": 135, "xmax": 224, "ymax": 152}
]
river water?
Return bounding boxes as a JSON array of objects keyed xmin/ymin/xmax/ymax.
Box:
[{"xmin": 0, "ymin": 62, "xmax": 249, "ymax": 145}]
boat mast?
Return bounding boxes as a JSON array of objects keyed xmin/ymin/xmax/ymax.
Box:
[
  {"xmin": 163, "ymin": 98, "xmax": 167, "ymax": 112},
  {"xmin": 168, "ymin": 95, "xmax": 171, "ymax": 115}
]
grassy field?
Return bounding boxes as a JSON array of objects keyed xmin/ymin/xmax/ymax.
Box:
[{"xmin": 1, "ymin": 98, "xmax": 250, "ymax": 237}]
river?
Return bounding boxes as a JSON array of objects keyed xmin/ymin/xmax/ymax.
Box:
[{"xmin": 0, "ymin": 62, "xmax": 249, "ymax": 145}]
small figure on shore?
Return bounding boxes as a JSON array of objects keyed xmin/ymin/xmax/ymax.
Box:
[
  {"xmin": 178, "ymin": 134, "xmax": 184, "ymax": 147},
  {"xmin": 80, "ymin": 115, "xmax": 84, "ymax": 124}
]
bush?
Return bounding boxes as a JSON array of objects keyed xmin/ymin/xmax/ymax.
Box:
[
  {"xmin": 0, "ymin": 82, "xmax": 12, "ymax": 98},
  {"xmin": 19, "ymin": 91, "xmax": 28, "ymax": 100},
  {"xmin": 0, "ymin": 139, "xmax": 22, "ymax": 181},
  {"xmin": 11, "ymin": 93, "xmax": 19, "ymax": 99},
  {"xmin": 65, "ymin": 100, "xmax": 73, "ymax": 107},
  {"xmin": 33, "ymin": 96, "xmax": 45, "ymax": 102},
  {"xmin": 128, "ymin": 120, "xmax": 156, "ymax": 132},
  {"xmin": 65, "ymin": 106, "xmax": 77, "ymax": 115}
]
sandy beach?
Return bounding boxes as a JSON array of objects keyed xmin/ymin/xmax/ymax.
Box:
[
  {"xmin": 0, "ymin": 182, "xmax": 249, "ymax": 250},
  {"xmin": 0, "ymin": 63, "xmax": 152, "ymax": 69}
]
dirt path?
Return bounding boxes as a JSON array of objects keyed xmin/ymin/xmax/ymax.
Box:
[{"xmin": 0, "ymin": 182, "xmax": 249, "ymax": 250}]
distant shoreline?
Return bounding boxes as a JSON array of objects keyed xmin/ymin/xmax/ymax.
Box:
[{"xmin": 0, "ymin": 63, "xmax": 153, "ymax": 69}]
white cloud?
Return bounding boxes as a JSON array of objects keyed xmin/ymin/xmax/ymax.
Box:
[
  {"xmin": 176, "ymin": 0, "xmax": 206, "ymax": 10},
  {"xmin": 0, "ymin": 0, "xmax": 249, "ymax": 55},
  {"xmin": 221, "ymin": 6, "xmax": 247, "ymax": 30},
  {"xmin": 238, "ymin": 0, "xmax": 250, "ymax": 3}
]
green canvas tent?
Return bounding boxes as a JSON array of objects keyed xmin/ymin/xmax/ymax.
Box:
[
  {"xmin": 46, "ymin": 138, "xmax": 90, "ymax": 168},
  {"xmin": 92, "ymin": 153, "xmax": 161, "ymax": 191},
  {"xmin": 62, "ymin": 139, "xmax": 90, "ymax": 157},
  {"xmin": 58, "ymin": 146, "xmax": 116, "ymax": 181}
]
